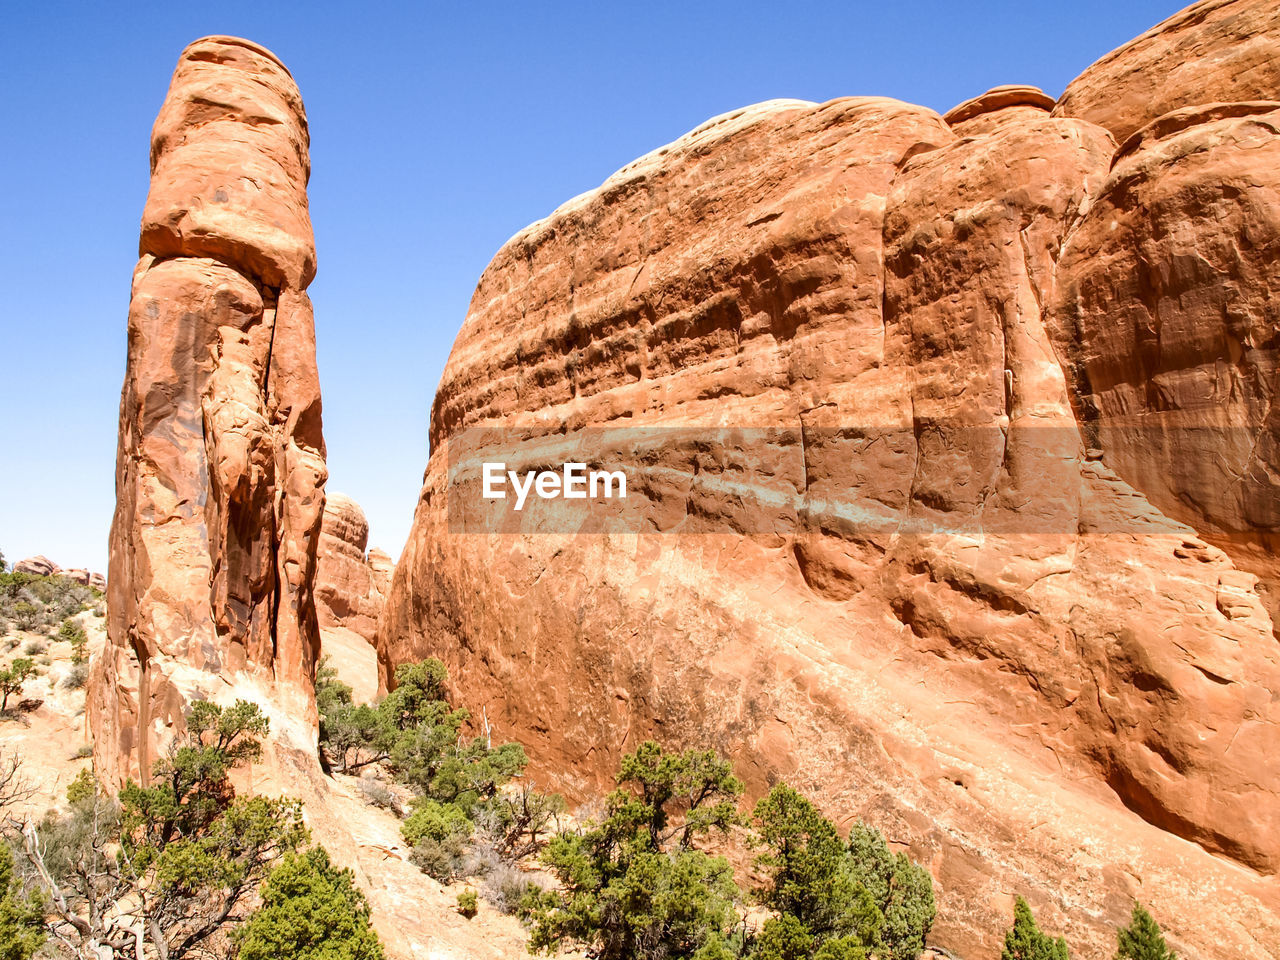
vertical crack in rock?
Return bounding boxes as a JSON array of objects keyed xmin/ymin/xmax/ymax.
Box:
[{"xmin": 89, "ymin": 35, "xmax": 327, "ymax": 788}]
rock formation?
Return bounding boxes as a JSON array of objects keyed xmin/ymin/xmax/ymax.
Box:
[
  {"xmin": 89, "ymin": 36, "xmax": 327, "ymax": 788},
  {"xmin": 12, "ymin": 556, "xmax": 106, "ymax": 588},
  {"xmin": 315, "ymin": 493, "xmax": 392, "ymax": 703},
  {"xmin": 380, "ymin": 2, "xmax": 1280, "ymax": 957},
  {"xmin": 13, "ymin": 556, "xmax": 60, "ymax": 577},
  {"xmin": 315, "ymin": 493, "xmax": 393, "ymax": 644}
]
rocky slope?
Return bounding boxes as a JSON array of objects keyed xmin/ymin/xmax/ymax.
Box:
[{"xmin": 380, "ymin": 2, "xmax": 1280, "ymax": 957}]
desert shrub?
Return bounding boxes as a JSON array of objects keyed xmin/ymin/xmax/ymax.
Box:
[
  {"xmin": 10, "ymin": 603, "xmax": 39, "ymax": 632},
  {"xmin": 479, "ymin": 857, "xmax": 550, "ymax": 915},
  {"xmin": 235, "ymin": 845, "xmax": 384, "ymax": 960},
  {"xmin": 65, "ymin": 768, "xmax": 95, "ymax": 803},
  {"xmin": 58, "ymin": 619, "xmax": 88, "ymax": 664},
  {"xmin": 402, "ymin": 797, "xmax": 474, "ymax": 848},
  {"xmin": 527, "ymin": 741, "xmax": 744, "ymax": 960},
  {"xmin": 410, "ymin": 834, "xmax": 471, "ymax": 882},
  {"xmin": 0, "ymin": 574, "xmax": 94, "ymax": 633},
  {"xmin": 22, "ymin": 699, "xmax": 310, "ymax": 958},
  {"xmin": 0, "ymin": 840, "xmax": 44, "ymax": 960},
  {"xmin": 0, "ymin": 659, "xmax": 37, "ymax": 711},
  {"xmin": 62, "ymin": 663, "xmax": 89, "ymax": 690},
  {"xmin": 1002, "ymin": 896, "xmax": 1069, "ymax": 960},
  {"xmin": 1115, "ymin": 903, "xmax": 1175, "ymax": 960},
  {"xmin": 477, "ymin": 781, "xmax": 566, "ymax": 863},
  {"xmin": 21, "ymin": 640, "xmax": 45, "ymax": 657},
  {"xmin": 456, "ymin": 888, "xmax": 478, "ymax": 918},
  {"xmin": 845, "ymin": 822, "xmax": 935, "ymax": 960},
  {"xmin": 752, "ymin": 784, "xmax": 882, "ymax": 953},
  {"xmin": 358, "ymin": 775, "xmax": 401, "ymax": 814}
]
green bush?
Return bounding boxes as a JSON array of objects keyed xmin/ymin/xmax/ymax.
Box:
[
  {"xmin": 457, "ymin": 888, "xmax": 479, "ymax": 918},
  {"xmin": 58, "ymin": 619, "xmax": 88, "ymax": 664},
  {"xmin": 236, "ymin": 846, "xmax": 384, "ymax": 960},
  {"xmin": 1002, "ymin": 896, "xmax": 1069, "ymax": 960},
  {"xmin": 527, "ymin": 741, "xmax": 744, "ymax": 960},
  {"xmin": 402, "ymin": 797, "xmax": 474, "ymax": 848},
  {"xmin": 0, "ymin": 840, "xmax": 44, "ymax": 960},
  {"xmin": 845, "ymin": 822, "xmax": 935, "ymax": 960},
  {"xmin": 749, "ymin": 785, "xmax": 931, "ymax": 960},
  {"xmin": 27, "ymin": 699, "xmax": 311, "ymax": 958},
  {"xmin": 0, "ymin": 659, "xmax": 37, "ymax": 711},
  {"xmin": 1115, "ymin": 903, "xmax": 1175, "ymax": 960},
  {"xmin": 752, "ymin": 784, "xmax": 879, "ymax": 946}
]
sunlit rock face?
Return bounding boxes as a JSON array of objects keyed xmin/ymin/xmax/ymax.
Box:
[
  {"xmin": 89, "ymin": 36, "xmax": 328, "ymax": 789},
  {"xmin": 315, "ymin": 493, "xmax": 393, "ymax": 645},
  {"xmin": 381, "ymin": 2, "xmax": 1280, "ymax": 957}
]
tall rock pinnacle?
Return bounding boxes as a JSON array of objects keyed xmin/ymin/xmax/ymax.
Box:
[{"xmin": 89, "ymin": 36, "xmax": 327, "ymax": 787}]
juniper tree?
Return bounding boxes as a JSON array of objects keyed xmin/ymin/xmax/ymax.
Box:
[
  {"xmin": 528, "ymin": 741, "xmax": 744, "ymax": 960},
  {"xmin": 1002, "ymin": 896, "xmax": 1070, "ymax": 960},
  {"xmin": 1115, "ymin": 903, "xmax": 1176, "ymax": 960},
  {"xmin": 236, "ymin": 846, "xmax": 384, "ymax": 960}
]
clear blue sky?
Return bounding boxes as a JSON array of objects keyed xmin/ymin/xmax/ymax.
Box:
[{"xmin": 0, "ymin": 0, "xmax": 1184, "ymax": 574}]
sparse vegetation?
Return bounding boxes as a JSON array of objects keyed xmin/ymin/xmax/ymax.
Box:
[
  {"xmin": 62, "ymin": 663, "xmax": 89, "ymax": 690},
  {"xmin": 318, "ymin": 656, "xmax": 563, "ymax": 895},
  {"xmin": 9, "ymin": 699, "xmax": 385, "ymax": 960},
  {"xmin": 57, "ymin": 618, "xmax": 88, "ymax": 664},
  {"xmin": 0, "ymin": 571, "xmax": 97, "ymax": 634}
]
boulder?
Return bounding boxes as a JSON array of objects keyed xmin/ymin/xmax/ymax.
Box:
[{"xmin": 13, "ymin": 556, "xmax": 60, "ymax": 577}]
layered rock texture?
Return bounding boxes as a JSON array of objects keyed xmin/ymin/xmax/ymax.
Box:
[
  {"xmin": 316, "ymin": 493, "xmax": 392, "ymax": 703},
  {"xmin": 315, "ymin": 493, "xmax": 393, "ymax": 644},
  {"xmin": 12, "ymin": 555, "xmax": 105, "ymax": 588},
  {"xmin": 89, "ymin": 37, "xmax": 328, "ymax": 788},
  {"xmin": 382, "ymin": 2, "xmax": 1280, "ymax": 957}
]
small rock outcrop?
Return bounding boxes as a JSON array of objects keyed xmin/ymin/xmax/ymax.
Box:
[
  {"xmin": 315, "ymin": 493, "xmax": 393, "ymax": 644},
  {"xmin": 13, "ymin": 556, "xmax": 60, "ymax": 577},
  {"xmin": 380, "ymin": 2, "xmax": 1280, "ymax": 957},
  {"xmin": 12, "ymin": 556, "xmax": 106, "ymax": 588},
  {"xmin": 89, "ymin": 36, "xmax": 328, "ymax": 788}
]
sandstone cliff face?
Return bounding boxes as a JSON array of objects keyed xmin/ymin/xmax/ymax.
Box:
[
  {"xmin": 315, "ymin": 493, "xmax": 392, "ymax": 704},
  {"xmin": 315, "ymin": 493, "xmax": 393, "ymax": 644},
  {"xmin": 381, "ymin": 3, "xmax": 1280, "ymax": 957},
  {"xmin": 89, "ymin": 36, "xmax": 327, "ymax": 788}
]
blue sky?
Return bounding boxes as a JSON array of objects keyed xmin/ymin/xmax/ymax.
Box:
[{"xmin": 0, "ymin": 0, "xmax": 1184, "ymax": 573}]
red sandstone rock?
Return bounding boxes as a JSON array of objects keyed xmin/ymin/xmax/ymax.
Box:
[
  {"xmin": 1053, "ymin": 0, "xmax": 1280, "ymax": 143},
  {"xmin": 88, "ymin": 36, "xmax": 327, "ymax": 788},
  {"xmin": 315, "ymin": 492, "xmax": 393, "ymax": 644},
  {"xmin": 380, "ymin": 12, "xmax": 1280, "ymax": 956},
  {"xmin": 13, "ymin": 556, "xmax": 60, "ymax": 577}
]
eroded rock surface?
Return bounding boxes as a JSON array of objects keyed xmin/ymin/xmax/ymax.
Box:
[
  {"xmin": 315, "ymin": 492, "xmax": 393, "ymax": 644},
  {"xmin": 381, "ymin": 4, "xmax": 1280, "ymax": 957},
  {"xmin": 89, "ymin": 36, "xmax": 327, "ymax": 788}
]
